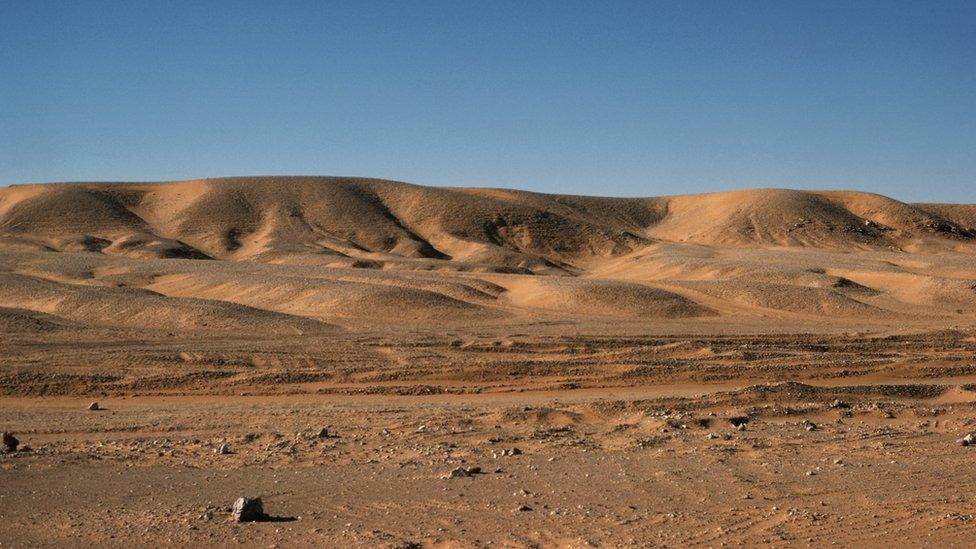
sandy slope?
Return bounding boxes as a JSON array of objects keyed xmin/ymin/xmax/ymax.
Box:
[{"xmin": 0, "ymin": 176, "xmax": 974, "ymax": 331}]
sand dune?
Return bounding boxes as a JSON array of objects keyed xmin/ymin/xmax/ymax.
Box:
[
  {"xmin": 647, "ymin": 188, "xmax": 973, "ymax": 248},
  {"xmin": 0, "ymin": 271, "xmax": 329, "ymax": 334},
  {"xmin": 1, "ymin": 176, "xmax": 975, "ymax": 328},
  {"xmin": 0, "ymin": 306, "xmax": 65, "ymax": 332},
  {"xmin": 673, "ymin": 280, "xmax": 886, "ymax": 318},
  {"xmin": 501, "ymin": 277, "xmax": 714, "ymax": 318},
  {"xmin": 147, "ymin": 272, "xmax": 502, "ymax": 321}
]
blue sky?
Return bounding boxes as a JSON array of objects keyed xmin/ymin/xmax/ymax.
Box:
[{"xmin": 1, "ymin": 1, "xmax": 974, "ymax": 202}]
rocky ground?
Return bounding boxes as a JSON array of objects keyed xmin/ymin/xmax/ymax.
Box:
[{"xmin": 5, "ymin": 371, "xmax": 976, "ymax": 547}]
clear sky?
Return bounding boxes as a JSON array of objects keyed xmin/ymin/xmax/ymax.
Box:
[{"xmin": 2, "ymin": 1, "xmax": 974, "ymax": 202}]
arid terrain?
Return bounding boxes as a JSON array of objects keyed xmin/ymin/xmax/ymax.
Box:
[{"xmin": 2, "ymin": 176, "xmax": 976, "ymax": 547}]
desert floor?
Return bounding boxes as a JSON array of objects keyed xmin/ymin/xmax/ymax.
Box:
[{"xmin": 4, "ymin": 326, "xmax": 976, "ymax": 548}]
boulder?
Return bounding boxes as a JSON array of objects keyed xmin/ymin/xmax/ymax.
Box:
[{"xmin": 231, "ymin": 497, "xmax": 265, "ymax": 522}]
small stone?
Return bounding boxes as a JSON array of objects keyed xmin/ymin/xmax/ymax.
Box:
[
  {"xmin": 317, "ymin": 428, "xmax": 330, "ymax": 439},
  {"xmin": 445, "ymin": 466, "xmax": 481, "ymax": 479},
  {"xmin": 231, "ymin": 497, "xmax": 265, "ymax": 522},
  {"xmin": 728, "ymin": 416, "xmax": 749, "ymax": 428},
  {"xmin": 447, "ymin": 467, "xmax": 472, "ymax": 478},
  {"xmin": 216, "ymin": 444, "xmax": 232, "ymax": 455},
  {"xmin": 1, "ymin": 432, "xmax": 18, "ymax": 453},
  {"xmin": 88, "ymin": 402, "xmax": 100, "ymax": 411},
  {"xmin": 515, "ymin": 504, "xmax": 532, "ymax": 512}
]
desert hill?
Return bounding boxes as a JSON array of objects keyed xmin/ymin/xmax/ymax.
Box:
[
  {"xmin": 2, "ymin": 177, "xmax": 973, "ymax": 265},
  {"xmin": 0, "ymin": 176, "xmax": 974, "ymax": 330}
]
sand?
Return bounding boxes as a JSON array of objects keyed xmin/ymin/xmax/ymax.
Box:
[{"xmin": 1, "ymin": 176, "xmax": 976, "ymax": 546}]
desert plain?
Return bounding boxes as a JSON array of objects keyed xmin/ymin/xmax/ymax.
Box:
[{"xmin": 2, "ymin": 176, "xmax": 976, "ymax": 547}]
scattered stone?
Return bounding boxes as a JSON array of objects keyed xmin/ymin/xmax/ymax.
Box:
[
  {"xmin": 447, "ymin": 467, "xmax": 471, "ymax": 478},
  {"xmin": 88, "ymin": 402, "xmax": 100, "ymax": 411},
  {"xmin": 392, "ymin": 542, "xmax": 423, "ymax": 549},
  {"xmin": 444, "ymin": 466, "xmax": 481, "ymax": 479},
  {"xmin": 1, "ymin": 432, "xmax": 19, "ymax": 453},
  {"xmin": 830, "ymin": 400, "xmax": 850, "ymax": 409},
  {"xmin": 491, "ymin": 448, "xmax": 524, "ymax": 461},
  {"xmin": 231, "ymin": 497, "xmax": 266, "ymax": 522},
  {"xmin": 728, "ymin": 416, "xmax": 749, "ymax": 427}
]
